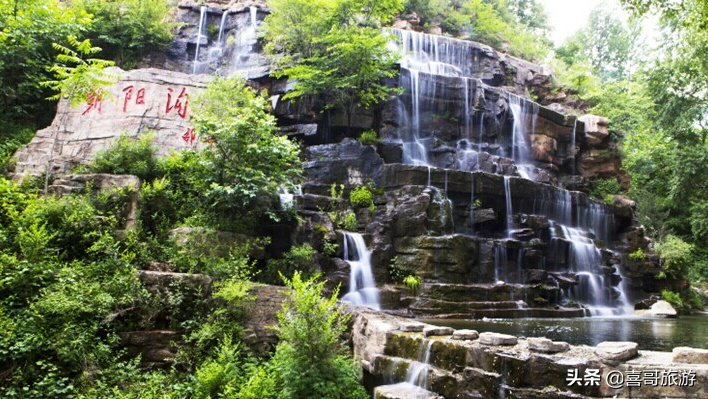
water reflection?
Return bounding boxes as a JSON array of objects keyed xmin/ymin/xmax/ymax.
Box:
[{"xmin": 423, "ymin": 315, "xmax": 708, "ymax": 351}]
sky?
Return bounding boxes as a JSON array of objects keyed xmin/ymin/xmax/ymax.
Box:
[{"xmin": 539, "ymin": 0, "xmax": 622, "ymax": 45}]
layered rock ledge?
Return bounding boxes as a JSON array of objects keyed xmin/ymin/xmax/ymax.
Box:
[{"xmin": 351, "ymin": 308, "xmax": 708, "ymax": 399}]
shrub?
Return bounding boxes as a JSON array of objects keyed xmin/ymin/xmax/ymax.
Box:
[
  {"xmin": 192, "ymin": 76, "xmax": 302, "ymax": 223},
  {"xmin": 589, "ymin": 177, "xmax": 621, "ymax": 200},
  {"xmin": 357, "ymin": 129, "xmax": 379, "ymax": 146},
  {"xmin": 343, "ymin": 211, "xmax": 358, "ymax": 231},
  {"xmin": 73, "ymin": 0, "xmax": 177, "ymax": 67},
  {"xmin": 661, "ymin": 289, "xmax": 683, "ymax": 311},
  {"xmin": 84, "ymin": 133, "xmax": 161, "ymax": 181},
  {"xmin": 349, "ymin": 185, "xmax": 374, "ymax": 209},
  {"xmin": 264, "ymin": 244, "xmax": 317, "ymax": 284},
  {"xmin": 403, "ymin": 274, "xmax": 422, "ymax": 295},
  {"xmin": 388, "ymin": 256, "xmax": 404, "ymax": 283},
  {"xmin": 266, "ymin": 272, "xmax": 368, "ymax": 399},
  {"xmin": 629, "ymin": 248, "xmax": 647, "ymax": 262},
  {"xmin": 15, "ymin": 193, "xmax": 113, "ymax": 261},
  {"xmin": 655, "ymin": 235, "xmax": 694, "ymax": 279}
]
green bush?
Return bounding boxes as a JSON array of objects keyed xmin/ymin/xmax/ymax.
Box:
[
  {"xmin": 589, "ymin": 177, "xmax": 621, "ymax": 200},
  {"xmin": 16, "ymin": 193, "xmax": 114, "ymax": 261},
  {"xmin": 73, "ymin": 0, "xmax": 177, "ymax": 67},
  {"xmin": 655, "ymin": 235, "xmax": 694, "ymax": 279},
  {"xmin": 1, "ymin": 123, "xmax": 36, "ymax": 175},
  {"xmin": 357, "ymin": 129, "xmax": 379, "ymax": 146},
  {"xmin": 629, "ymin": 248, "xmax": 647, "ymax": 262},
  {"xmin": 192, "ymin": 76, "xmax": 302, "ymax": 224},
  {"xmin": 266, "ymin": 272, "xmax": 368, "ymax": 399},
  {"xmin": 349, "ymin": 185, "xmax": 374, "ymax": 209},
  {"xmin": 83, "ymin": 133, "xmax": 161, "ymax": 181},
  {"xmin": 343, "ymin": 211, "xmax": 358, "ymax": 231},
  {"xmin": 264, "ymin": 244, "xmax": 317, "ymax": 284},
  {"xmin": 661, "ymin": 289, "xmax": 683, "ymax": 311},
  {"xmin": 403, "ymin": 274, "xmax": 422, "ymax": 295}
]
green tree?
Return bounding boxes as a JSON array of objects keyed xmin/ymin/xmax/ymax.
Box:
[
  {"xmin": 263, "ymin": 0, "xmax": 403, "ymax": 130},
  {"xmin": 267, "ymin": 272, "xmax": 368, "ymax": 399},
  {"xmin": 191, "ymin": 76, "xmax": 302, "ymax": 222},
  {"xmin": 0, "ymin": 0, "xmax": 89, "ymax": 122},
  {"xmin": 556, "ymin": 5, "xmax": 637, "ymax": 82},
  {"xmin": 72, "ymin": 0, "xmax": 176, "ymax": 68}
]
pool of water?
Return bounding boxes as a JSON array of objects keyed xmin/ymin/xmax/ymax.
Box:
[{"xmin": 422, "ymin": 314, "xmax": 708, "ymax": 351}]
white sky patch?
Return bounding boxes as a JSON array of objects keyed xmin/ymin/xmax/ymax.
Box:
[{"xmin": 539, "ymin": 0, "xmax": 621, "ymax": 46}]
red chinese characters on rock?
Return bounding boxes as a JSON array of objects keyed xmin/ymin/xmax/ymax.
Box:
[
  {"xmin": 122, "ymin": 85, "xmax": 146, "ymax": 113},
  {"xmin": 166, "ymin": 87, "xmax": 189, "ymax": 119},
  {"xmin": 81, "ymin": 90, "xmax": 103, "ymax": 116},
  {"xmin": 182, "ymin": 128, "xmax": 197, "ymax": 146}
]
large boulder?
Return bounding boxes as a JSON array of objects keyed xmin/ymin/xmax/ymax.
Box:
[{"xmin": 12, "ymin": 68, "xmax": 211, "ymax": 177}]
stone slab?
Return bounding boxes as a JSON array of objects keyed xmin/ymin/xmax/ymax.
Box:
[
  {"xmin": 423, "ymin": 326, "xmax": 454, "ymax": 337},
  {"xmin": 595, "ymin": 341, "xmax": 638, "ymax": 365},
  {"xmin": 673, "ymin": 347, "xmax": 708, "ymax": 364},
  {"xmin": 451, "ymin": 329, "xmax": 479, "ymax": 341},
  {"xmin": 479, "ymin": 332, "xmax": 518, "ymax": 346},
  {"xmin": 528, "ymin": 337, "xmax": 570, "ymax": 353}
]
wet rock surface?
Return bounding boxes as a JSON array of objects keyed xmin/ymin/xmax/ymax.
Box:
[{"xmin": 352, "ymin": 309, "xmax": 708, "ymax": 399}]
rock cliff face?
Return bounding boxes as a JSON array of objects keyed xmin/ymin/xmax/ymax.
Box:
[{"xmin": 11, "ymin": 1, "xmax": 664, "ymax": 316}]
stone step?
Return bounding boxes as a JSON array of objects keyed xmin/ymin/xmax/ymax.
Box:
[
  {"xmin": 374, "ymin": 383, "xmax": 443, "ymax": 399},
  {"xmin": 409, "ymin": 307, "xmax": 588, "ymax": 319}
]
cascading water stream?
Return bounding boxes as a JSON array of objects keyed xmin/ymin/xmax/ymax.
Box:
[
  {"xmin": 508, "ymin": 94, "xmax": 538, "ymax": 179},
  {"xmin": 206, "ymin": 11, "xmax": 231, "ymax": 66},
  {"xmin": 504, "ymin": 176, "xmax": 513, "ymax": 236},
  {"xmin": 278, "ymin": 185, "xmax": 302, "ymax": 210},
  {"xmin": 340, "ymin": 232, "xmax": 380, "ymax": 310},
  {"xmin": 406, "ymin": 340, "xmax": 433, "ymax": 388},
  {"xmin": 192, "ymin": 6, "xmax": 207, "ymax": 74},
  {"xmin": 228, "ymin": 6, "xmax": 261, "ymax": 76},
  {"xmin": 545, "ymin": 192, "xmax": 633, "ymax": 315},
  {"xmin": 388, "ymin": 28, "xmax": 633, "ymax": 316}
]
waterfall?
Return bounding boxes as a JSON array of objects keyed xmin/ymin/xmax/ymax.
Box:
[
  {"xmin": 392, "ymin": 28, "xmax": 481, "ymax": 167},
  {"xmin": 504, "ymin": 176, "xmax": 513, "ymax": 235},
  {"xmin": 494, "ymin": 241, "xmax": 507, "ymax": 283},
  {"xmin": 469, "ymin": 174, "xmax": 475, "ymax": 229},
  {"xmin": 278, "ymin": 185, "xmax": 302, "ymax": 210},
  {"xmin": 340, "ymin": 232, "xmax": 380, "ymax": 310},
  {"xmin": 192, "ymin": 6, "xmax": 208, "ymax": 74},
  {"xmin": 406, "ymin": 340, "xmax": 433, "ymax": 388},
  {"xmin": 508, "ymin": 94, "xmax": 538, "ymax": 179},
  {"xmin": 478, "ymin": 110, "xmax": 485, "ymax": 151},
  {"xmin": 550, "ymin": 220, "xmax": 631, "ymax": 315},
  {"xmin": 206, "ymin": 11, "xmax": 231, "ymax": 67},
  {"xmin": 228, "ymin": 6, "xmax": 261, "ymax": 76}
]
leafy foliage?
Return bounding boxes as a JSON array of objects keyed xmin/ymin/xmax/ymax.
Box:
[
  {"xmin": 357, "ymin": 129, "xmax": 380, "ymax": 145},
  {"xmin": 267, "ymin": 272, "xmax": 368, "ymax": 399},
  {"xmin": 82, "ymin": 133, "xmax": 161, "ymax": 180},
  {"xmin": 41, "ymin": 36, "xmax": 118, "ymax": 106},
  {"xmin": 265, "ymin": 244, "xmax": 317, "ymax": 284},
  {"xmin": 264, "ymin": 0, "xmax": 403, "ymax": 129},
  {"xmin": 0, "ymin": 0, "xmax": 90, "ymax": 122},
  {"xmin": 402, "ymin": 0, "xmax": 552, "ymax": 60},
  {"xmin": 192, "ymin": 76, "xmax": 302, "ymax": 224},
  {"xmin": 72, "ymin": 0, "xmax": 176, "ymax": 68},
  {"xmin": 350, "ymin": 185, "xmax": 374, "ymax": 209},
  {"xmin": 403, "ymin": 274, "xmax": 422, "ymax": 294}
]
